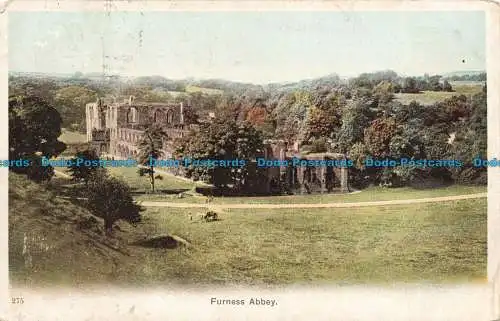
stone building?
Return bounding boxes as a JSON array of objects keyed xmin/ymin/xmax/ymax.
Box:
[
  {"xmin": 85, "ymin": 96, "xmax": 349, "ymax": 194},
  {"xmin": 85, "ymin": 96, "xmax": 189, "ymax": 159},
  {"xmin": 257, "ymin": 140, "xmax": 349, "ymax": 194}
]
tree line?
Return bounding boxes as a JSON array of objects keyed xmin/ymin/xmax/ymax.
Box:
[{"xmin": 9, "ymin": 70, "xmax": 487, "ymax": 196}]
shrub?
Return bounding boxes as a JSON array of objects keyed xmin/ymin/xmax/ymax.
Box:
[{"xmin": 84, "ymin": 172, "xmax": 143, "ymax": 234}]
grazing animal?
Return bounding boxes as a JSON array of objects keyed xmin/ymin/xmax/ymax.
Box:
[
  {"xmin": 189, "ymin": 211, "xmax": 218, "ymax": 222},
  {"xmin": 203, "ymin": 211, "xmax": 218, "ymax": 222}
]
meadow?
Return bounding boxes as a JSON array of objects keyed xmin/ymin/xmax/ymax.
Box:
[
  {"xmin": 394, "ymin": 82, "xmax": 484, "ymax": 106},
  {"xmin": 58, "ymin": 129, "xmax": 87, "ymax": 144},
  {"xmin": 124, "ymin": 199, "xmax": 486, "ymax": 286},
  {"xmin": 9, "ymin": 165, "xmax": 487, "ymax": 287}
]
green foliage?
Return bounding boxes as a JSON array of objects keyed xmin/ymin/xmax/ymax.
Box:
[
  {"xmin": 372, "ymin": 80, "xmax": 395, "ymax": 105},
  {"xmin": 25, "ymin": 155, "xmax": 55, "ymax": 183},
  {"xmin": 446, "ymin": 72, "xmax": 486, "ymax": 82},
  {"xmin": 84, "ymin": 171, "xmax": 143, "ymax": 233},
  {"xmin": 442, "ymin": 80, "xmax": 453, "ymax": 92},
  {"xmin": 176, "ymin": 118, "xmax": 264, "ymax": 192},
  {"xmin": 9, "ymin": 95, "xmax": 66, "ymax": 182},
  {"xmin": 9, "ymin": 71, "xmax": 487, "ymax": 188},
  {"xmin": 309, "ymin": 137, "xmax": 329, "ymax": 153},
  {"xmin": 274, "ymin": 90, "xmax": 314, "ymax": 141},
  {"xmin": 447, "ymin": 91, "xmax": 487, "ymax": 184},
  {"xmin": 137, "ymin": 124, "xmax": 168, "ymax": 192},
  {"xmin": 336, "ymin": 99, "xmax": 372, "ymax": 153},
  {"xmin": 402, "ymin": 77, "xmax": 419, "ymax": 93},
  {"xmin": 54, "ymin": 85, "xmax": 97, "ymax": 129},
  {"xmin": 364, "ymin": 117, "xmax": 398, "ymax": 158},
  {"xmin": 348, "ymin": 142, "xmax": 369, "ymax": 170},
  {"xmin": 304, "ymin": 92, "xmax": 342, "ymax": 141},
  {"xmin": 68, "ymin": 149, "xmax": 101, "ymax": 184}
]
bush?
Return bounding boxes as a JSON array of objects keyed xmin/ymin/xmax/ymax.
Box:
[
  {"xmin": 310, "ymin": 137, "xmax": 328, "ymax": 153},
  {"xmin": 453, "ymin": 167, "xmax": 487, "ymax": 186},
  {"xmin": 84, "ymin": 172, "xmax": 143, "ymax": 234}
]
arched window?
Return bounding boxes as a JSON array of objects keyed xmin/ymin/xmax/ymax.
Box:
[
  {"xmin": 166, "ymin": 110, "xmax": 174, "ymax": 124},
  {"xmin": 127, "ymin": 107, "xmax": 137, "ymax": 123},
  {"xmin": 154, "ymin": 110, "xmax": 164, "ymax": 123}
]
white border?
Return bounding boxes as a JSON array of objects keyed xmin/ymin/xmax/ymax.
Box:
[
  {"xmin": 1, "ymin": 1, "xmax": 498, "ymax": 320},
  {"xmin": 0, "ymin": 1, "xmax": 8, "ymax": 320}
]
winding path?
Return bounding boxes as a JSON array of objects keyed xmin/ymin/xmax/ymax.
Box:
[
  {"xmin": 138, "ymin": 192, "xmax": 487, "ymax": 209},
  {"xmin": 54, "ymin": 169, "xmax": 486, "ymax": 209}
]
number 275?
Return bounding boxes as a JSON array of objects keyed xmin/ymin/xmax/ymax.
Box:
[{"xmin": 11, "ymin": 297, "xmax": 24, "ymax": 304}]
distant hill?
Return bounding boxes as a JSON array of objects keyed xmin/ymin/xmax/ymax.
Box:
[
  {"xmin": 8, "ymin": 69, "xmax": 487, "ymax": 96},
  {"xmin": 442, "ymin": 70, "xmax": 486, "ymax": 77}
]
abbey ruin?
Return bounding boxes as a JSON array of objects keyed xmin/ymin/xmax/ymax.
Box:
[{"xmin": 85, "ymin": 96, "xmax": 349, "ymax": 194}]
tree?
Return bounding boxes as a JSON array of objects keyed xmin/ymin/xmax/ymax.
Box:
[
  {"xmin": 175, "ymin": 118, "xmax": 264, "ymax": 192},
  {"xmin": 54, "ymin": 85, "xmax": 97, "ymax": 130},
  {"xmin": 9, "ymin": 95, "xmax": 66, "ymax": 182},
  {"xmin": 68, "ymin": 148, "xmax": 102, "ymax": 185},
  {"xmin": 402, "ymin": 77, "xmax": 419, "ymax": 93},
  {"xmin": 85, "ymin": 172, "xmax": 143, "ymax": 235},
  {"xmin": 336, "ymin": 98, "xmax": 372, "ymax": 153},
  {"xmin": 440, "ymin": 95, "xmax": 471, "ymax": 123},
  {"xmin": 442, "ymin": 80, "xmax": 453, "ymax": 92},
  {"xmin": 372, "ymin": 81, "xmax": 395, "ymax": 105},
  {"xmin": 448, "ymin": 90, "xmax": 487, "ymax": 184},
  {"xmin": 304, "ymin": 92, "xmax": 342, "ymax": 141},
  {"xmin": 137, "ymin": 124, "xmax": 168, "ymax": 192},
  {"xmin": 364, "ymin": 117, "xmax": 398, "ymax": 158},
  {"xmin": 428, "ymin": 75, "xmax": 442, "ymax": 91},
  {"xmin": 233, "ymin": 122, "xmax": 265, "ymax": 191},
  {"xmin": 273, "ymin": 90, "xmax": 313, "ymax": 142},
  {"xmin": 246, "ymin": 106, "xmax": 267, "ymax": 127}
]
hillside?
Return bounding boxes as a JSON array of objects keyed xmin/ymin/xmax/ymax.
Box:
[{"xmin": 8, "ymin": 173, "xmax": 131, "ymax": 287}]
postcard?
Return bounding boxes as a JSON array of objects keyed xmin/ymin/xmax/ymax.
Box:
[{"xmin": 2, "ymin": 1, "xmax": 499, "ymax": 320}]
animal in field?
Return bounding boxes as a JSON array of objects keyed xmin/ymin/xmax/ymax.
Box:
[{"xmin": 188, "ymin": 211, "xmax": 218, "ymax": 222}]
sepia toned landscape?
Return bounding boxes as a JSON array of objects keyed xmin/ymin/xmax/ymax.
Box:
[{"xmin": 8, "ymin": 10, "xmax": 487, "ymax": 288}]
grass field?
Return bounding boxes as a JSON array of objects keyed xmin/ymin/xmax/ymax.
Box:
[
  {"xmin": 58, "ymin": 129, "xmax": 87, "ymax": 144},
  {"xmin": 57, "ymin": 164, "xmax": 487, "ymax": 205},
  {"xmin": 103, "ymin": 167, "xmax": 486, "ymax": 204},
  {"xmin": 9, "ymin": 173, "xmax": 487, "ymax": 287},
  {"xmin": 394, "ymin": 82, "xmax": 484, "ymax": 106},
  {"xmin": 128, "ymin": 200, "xmax": 486, "ymax": 286},
  {"xmin": 185, "ymin": 85, "xmax": 224, "ymax": 96},
  {"xmin": 107, "ymin": 167, "xmax": 197, "ymax": 193},
  {"xmin": 134, "ymin": 185, "xmax": 486, "ymax": 204}
]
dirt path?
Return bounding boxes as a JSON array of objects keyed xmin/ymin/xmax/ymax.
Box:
[
  {"xmin": 52, "ymin": 169, "xmax": 486, "ymax": 209},
  {"xmin": 138, "ymin": 192, "xmax": 487, "ymax": 209},
  {"xmin": 54, "ymin": 169, "xmax": 71, "ymax": 179}
]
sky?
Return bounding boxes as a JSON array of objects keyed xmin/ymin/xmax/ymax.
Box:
[{"xmin": 8, "ymin": 11, "xmax": 486, "ymax": 84}]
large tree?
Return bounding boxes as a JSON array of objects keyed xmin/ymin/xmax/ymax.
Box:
[
  {"xmin": 336, "ymin": 98, "xmax": 372, "ymax": 153},
  {"xmin": 175, "ymin": 118, "xmax": 264, "ymax": 192},
  {"xmin": 304, "ymin": 91, "xmax": 342, "ymax": 142},
  {"xmin": 68, "ymin": 148, "xmax": 102, "ymax": 185},
  {"xmin": 85, "ymin": 171, "xmax": 143, "ymax": 234},
  {"xmin": 9, "ymin": 95, "xmax": 66, "ymax": 182},
  {"xmin": 137, "ymin": 124, "xmax": 169, "ymax": 192},
  {"xmin": 364, "ymin": 117, "xmax": 398, "ymax": 158}
]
